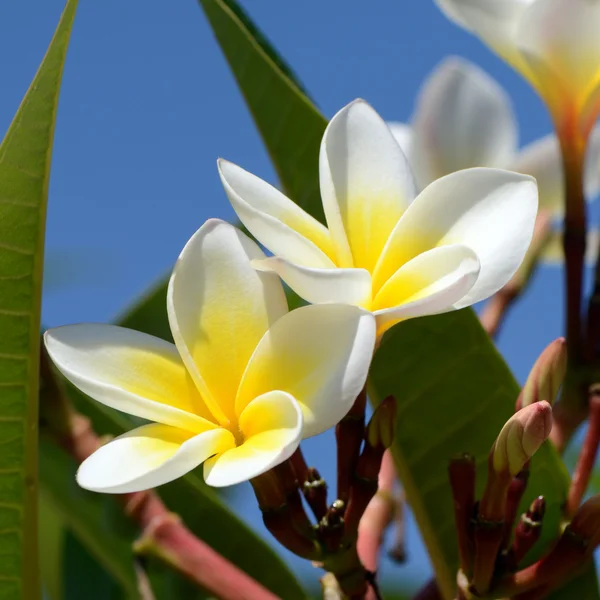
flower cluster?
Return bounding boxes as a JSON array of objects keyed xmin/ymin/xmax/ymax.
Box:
[{"xmin": 44, "ymin": 100, "xmax": 538, "ymax": 492}]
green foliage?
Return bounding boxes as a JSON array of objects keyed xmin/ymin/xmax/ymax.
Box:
[
  {"xmin": 0, "ymin": 1, "xmax": 77, "ymax": 597},
  {"xmin": 197, "ymin": 1, "xmax": 598, "ymax": 598}
]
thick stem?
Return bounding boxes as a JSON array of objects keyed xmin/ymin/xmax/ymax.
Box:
[
  {"xmin": 566, "ymin": 387, "xmax": 600, "ymax": 516},
  {"xmin": 555, "ymin": 114, "xmax": 589, "ymax": 446},
  {"xmin": 336, "ymin": 388, "xmax": 367, "ymax": 504}
]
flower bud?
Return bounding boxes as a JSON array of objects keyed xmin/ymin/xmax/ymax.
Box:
[
  {"xmin": 366, "ymin": 396, "xmax": 397, "ymax": 450},
  {"xmin": 517, "ymin": 338, "xmax": 567, "ymax": 410},
  {"xmin": 492, "ymin": 401, "xmax": 553, "ymax": 477}
]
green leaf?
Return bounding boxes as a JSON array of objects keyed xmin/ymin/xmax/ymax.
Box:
[
  {"xmin": 39, "ymin": 439, "xmax": 139, "ymax": 598},
  {"xmin": 65, "ymin": 383, "xmax": 307, "ymax": 599},
  {"xmin": 39, "ymin": 494, "xmax": 65, "ymax": 600},
  {"xmin": 0, "ymin": 1, "xmax": 78, "ymax": 597},
  {"xmin": 198, "ymin": 0, "xmax": 327, "ymax": 223},
  {"xmin": 196, "ymin": 1, "xmax": 598, "ymax": 598}
]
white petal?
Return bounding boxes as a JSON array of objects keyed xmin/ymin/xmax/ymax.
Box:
[
  {"xmin": 320, "ymin": 99, "xmax": 417, "ymax": 270},
  {"xmin": 512, "ymin": 126, "xmax": 600, "ymax": 217},
  {"xmin": 44, "ymin": 324, "xmax": 215, "ymax": 432},
  {"xmin": 511, "ymin": 134, "xmax": 563, "ymax": 215},
  {"xmin": 77, "ymin": 424, "xmax": 235, "ymax": 493},
  {"xmin": 373, "ymin": 168, "xmax": 538, "ymax": 306},
  {"xmin": 387, "ymin": 122, "xmax": 413, "ymax": 161},
  {"xmin": 411, "ymin": 57, "xmax": 517, "ymax": 187},
  {"xmin": 252, "ymin": 257, "xmax": 372, "ymax": 307},
  {"xmin": 434, "ymin": 0, "xmax": 533, "ymax": 69},
  {"xmin": 203, "ymin": 391, "xmax": 303, "ymax": 487},
  {"xmin": 237, "ymin": 304, "xmax": 376, "ymax": 438},
  {"xmin": 372, "ymin": 245, "xmax": 480, "ymax": 336},
  {"xmin": 218, "ymin": 160, "xmax": 336, "ymax": 268},
  {"xmin": 167, "ymin": 219, "xmax": 288, "ymax": 425},
  {"xmin": 517, "ymin": 0, "xmax": 600, "ymax": 107}
]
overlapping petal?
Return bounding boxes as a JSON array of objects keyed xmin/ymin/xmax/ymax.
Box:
[
  {"xmin": 373, "ymin": 168, "xmax": 538, "ymax": 306},
  {"xmin": 511, "ymin": 127, "xmax": 600, "ymax": 217},
  {"xmin": 43, "ymin": 324, "xmax": 215, "ymax": 432},
  {"xmin": 320, "ymin": 99, "xmax": 417, "ymax": 271},
  {"xmin": 218, "ymin": 160, "xmax": 336, "ymax": 268},
  {"xmin": 387, "ymin": 122, "xmax": 413, "ymax": 162},
  {"xmin": 167, "ymin": 219, "xmax": 288, "ymax": 425},
  {"xmin": 434, "ymin": 0, "xmax": 534, "ymax": 73},
  {"xmin": 77, "ymin": 424, "xmax": 235, "ymax": 494},
  {"xmin": 203, "ymin": 391, "xmax": 303, "ymax": 487},
  {"xmin": 516, "ymin": 0, "xmax": 600, "ymax": 108},
  {"xmin": 253, "ymin": 257, "xmax": 372, "ymax": 307},
  {"xmin": 372, "ymin": 245, "xmax": 480, "ymax": 335},
  {"xmin": 236, "ymin": 304, "xmax": 376, "ymax": 438},
  {"xmin": 410, "ymin": 57, "xmax": 517, "ymax": 187}
]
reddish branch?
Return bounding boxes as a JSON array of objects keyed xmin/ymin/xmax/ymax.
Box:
[{"xmin": 566, "ymin": 387, "xmax": 600, "ymax": 516}]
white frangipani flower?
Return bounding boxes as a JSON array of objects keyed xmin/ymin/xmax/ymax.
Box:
[
  {"xmin": 388, "ymin": 57, "xmax": 600, "ymax": 217},
  {"xmin": 434, "ymin": 0, "xmax": 600, "ymax": 131},
  {"xmin": 219, "ymin": 99, "xmax": 538, "ymax": 337},
  {"xmin": 44, "ymin": 220, "xmax": 376, "ymax": 492}
]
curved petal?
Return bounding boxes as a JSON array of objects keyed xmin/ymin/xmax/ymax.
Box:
[
  {"xmin": 517, "ymin": 0, "xmax": 600, "ymax": 110},
  {"xmin": 373, "ymin": 245, "xmax": 480, "ymax": 336},
  {"xmin": 167, "ymin": 219, "xmax": 288, "ymax": 425},
  {"xmin": 434, "ymin": 0, "xmax": 533, "ymax": 75},
  {"xmin": 512, "ymin": 134, "xmax": 563, "ymax": 215},
  {"xmin": 77, "ymin": 424, "xmax": 235, "ymax": 493},
  {"xmin": 387, "ymin": 122, "xmax": 413, "ymax": 161},
  {"xmin": 252, "ymin": 257, "xmax": 372, "ymax": 308},
  {"xmin": 373, "ymin": 168, "xmax": 538, "ymax": 306},
  {"xmin": 236, "ymin": 304, "xmax": 376, "ymax": 438},
  {"xmin": 512, "ymin": 127, "xmax": 600, "ymax": 217},
  {"xmin": 411, "ymin": 57, "xmax": 517, "ymax": 187},
  {"xmin": 218, "ymin": 160, "xmax": 336, "ymax": 268},
  {"xmin": 44, "ymin": 324, "xmax": 215, "ymax": 432},
  {"xmin": 320, "ymin": 99, "xmax": 417, "ymax": 270},
  {"xmin": 203, "ymin": 391, "xmax": 302, "ymax": 487}
]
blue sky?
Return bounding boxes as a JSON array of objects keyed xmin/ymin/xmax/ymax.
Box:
[{"xmin": 0, "ymin": 0, "xmax": 588, "ymax": 593}]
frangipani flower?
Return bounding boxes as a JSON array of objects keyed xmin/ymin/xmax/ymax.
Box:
[
  {"xmin": 388, "ymin": 57, "xmax": 600, "ymax": 217},
  {"xmin": 219, "ymin": 100, "xmax": 538, "ymax": 337},
  {"xmin": 435, "ymin": 0, "xmax": 600, "ymax": 131},
  {"xmin": 44, "ymin": 220, "xmax": 376, "ymax": 491}
]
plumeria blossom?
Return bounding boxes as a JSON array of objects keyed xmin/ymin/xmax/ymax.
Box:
[
  {"xmin": 387, "ymin": 57, "xmax": 600, "ymax": 218},
  {"xmin": 434, "ymin": 0, "xmax": 600, "ymax": 132},
  {"xmin": 44, "ymin": 220, "xmax": 376, "ymax": 492},
  {"xmin": 219, "ymin": 99, "xmax": 538, "ymax": 337}
]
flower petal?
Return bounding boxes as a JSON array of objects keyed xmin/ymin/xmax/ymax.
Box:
[
  {"xmin": 516, "ymin": 0, "xmax": 600, "ymax": 109},
  {"xmin": 203, "ymin": 391, "xmax": 302, "ymax": 487},
  {"xmin": 373, "ymin": 245, "xmax": 480, "ymax": 336},
  {"xmin": 411, "ymin": 57, "xmax": 517, "ymax": 187},
  {"xmin": 77, "ymin": 424, "xmax": 235, "ymax": 493},
  {"xmin": 434, "ymin": 0, "xmax": 533, "ymax": 73},
  {"xmin": 252, "ymin": 257, "xmax": 372, "ymax": 308},
  {"xmin": 167, "ymin": 219, "xmax": 288, "ymax": 425},
  {"xmin": 511, "ymin": 127, "xmax": 600, "ymax": 217},
  {"xmin": 373, "ymin": 168, "xmax": 538, "ymax": 306},
  {"xmin": 236, "ymin": 304, "xmax": 376, "ymax": 438},
  {"xmin": 44, "ymin": 324, "xmax": 215, "ymax": 432},
  {"xmin": 387, "ymin": 122, "xmax": 413, "ymax": 161},
  {"xmin": 320, "ymin": 99, "xmax": 417, "ymax": 271},
  {"xmin": 218, "ymin": 160, "xmax": 336, "ymax": 268}
]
